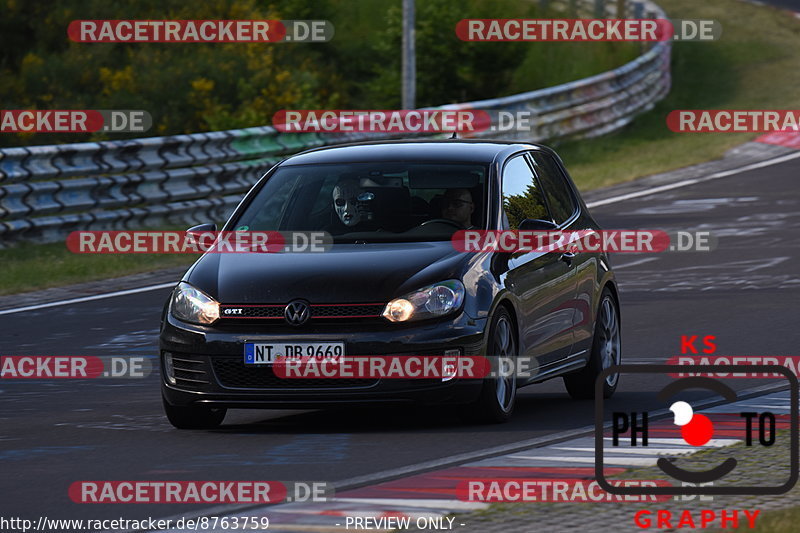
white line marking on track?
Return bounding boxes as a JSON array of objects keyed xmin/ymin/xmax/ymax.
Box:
[
  {"xmin": 0, "ymin": 282, "xmax": 176, "ymax": 316},
  {"xmin": 555, "ymin": 447, "xmax": 696, "ymax": 455},
  {"xmin": 606, "ymin": 437, "xmax": 740, "ymax": 446},
  {"xmin": 331, "ymin": 498, "xmax": 488, "ymax": 511},
  {"xmin": 612, "ymin": 257, "xmax": 659, "ymax": 270},
  {"xmin": 511, "ymin": 455, "xmax": 657, "ymax": 466},
  {"xmin": 586, "ymin": 151, "xmax": 800, "ymax": 208}
]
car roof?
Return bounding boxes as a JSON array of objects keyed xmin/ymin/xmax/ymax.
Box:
[{"xmin": 280, "ymin": 139, "xmax": 553, "ymax": 166}]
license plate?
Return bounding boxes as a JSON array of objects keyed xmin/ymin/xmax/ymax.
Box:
[{"xmin": 244, "ymin": 342, "xmax": 345, "ymax": 365}]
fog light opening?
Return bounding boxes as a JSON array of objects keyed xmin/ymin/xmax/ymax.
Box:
[
  {"xmin": 442, "ymin": 348, "xmax": 462, "ymax": 382},
  {"xmin": 164, "ymin": 353, "xmax": 176, "ymax": 385}
]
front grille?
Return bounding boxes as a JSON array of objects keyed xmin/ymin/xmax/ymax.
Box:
[
  {"xmin": 218, "ymin": 303, "xmax": 385, "ymax": 321},
  {"xmin": 222, "ymin": 305, "xmax": 284, "ymax": 318},
  {"xmin": 311, "ymin": 303, "xmax": 385, "ymax": 318},
  {"xmin": 170, "ymin": 354, "xmax": 211, "ymax": 390},
  {"xmin": 211, "ymin": 357, "xmax": 379, "ymax": 389}
]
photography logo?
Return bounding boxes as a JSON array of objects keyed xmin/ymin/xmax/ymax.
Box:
[{"xmin": 595, "ymin": 364, "xmax": 798, "ymax": 495}]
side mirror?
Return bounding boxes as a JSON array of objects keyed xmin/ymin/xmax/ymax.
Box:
[
  {"xmin": 185, "ymin": 223, "xmax": 218, "ymax": 250},
  {"xmin": 187, "ymin": 223, "xmax": 217, "ymax": 233},
  {"xmin": 518, "ymin": 218, "xmax": 558, "ymax": 231}
]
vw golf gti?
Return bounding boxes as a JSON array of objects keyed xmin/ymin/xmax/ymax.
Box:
[{"xmin": 160, "ymin": 140, "xmax": 621, "ymax": 428}]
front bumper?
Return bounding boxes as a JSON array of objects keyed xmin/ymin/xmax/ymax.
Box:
[{"xmin": 160, "ymin": 311, "xmax": 488, "ymax": 409}]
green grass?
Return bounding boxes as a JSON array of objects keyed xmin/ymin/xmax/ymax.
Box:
[
  {"xmin": 2, "ymin": 0, "xmax": 798, "ymax": 295},
  {"xmin": 510, "ymin": 40, "xmax": 641, "ymax": 95},
  {"xmin": 556, "ymin": 0, "xmax": 800, "ymax": 191},
  {"xmin": 745, "ymin": 507, "xmax": 800, "ymax": 532},
  {"xmin": 0, "ymin": 241, "xmax": 196, "ymax": 296}
]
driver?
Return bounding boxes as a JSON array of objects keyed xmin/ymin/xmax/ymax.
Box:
[
  {"xmin": 332, "ymin": 177, "xmax": 364, "ymax": 227},
  {"xmin": 441, "ymin": 188, "xmax": 475, "ymax": 229}
]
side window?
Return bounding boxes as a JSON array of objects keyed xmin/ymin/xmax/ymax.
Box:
[
  {"xmin": 530, "ymin": 152, "xmax": 577, "ymax": 225},
  {"xmin": 309, "ymin": 175, "xmax": 339, "ymax": 216},
  {"xmin": 501, "ymin": 156, "xmax": 550, "ymax": 230},
  {"xmin": 235, "ymin": 174, "xmax": 300, "ymax": 230}
]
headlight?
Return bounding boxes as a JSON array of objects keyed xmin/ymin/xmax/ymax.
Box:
[
  {"xmin": 170, "ymin": 282, "xmax": 219, "ymax": 325},
  {"xmin": 382, "ymin": 280, "xmax": 465, "ymax": 322}
]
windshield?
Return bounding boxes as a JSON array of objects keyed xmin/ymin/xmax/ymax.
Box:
[{"xmin": 231, "ymin": 162, "xmax": 488, "ymax": 242}]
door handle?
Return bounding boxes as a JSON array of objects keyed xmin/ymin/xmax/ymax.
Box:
[{"xmin": 560, "ymin": 252, "xmax": 575, "ymax": 266}]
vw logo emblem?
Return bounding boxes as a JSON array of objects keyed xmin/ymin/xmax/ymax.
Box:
[{"xmin": 284, "ymin": 300, "xmax": 310, "ymax": 326}]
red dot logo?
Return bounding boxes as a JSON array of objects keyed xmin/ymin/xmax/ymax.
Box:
[
  {"xmin": 670, "ymin": 401, "xmax": 714, "ymax": 446},
  {"xmin": 681, "ymin": 413, "xmax": 713, "ymax": 446}
]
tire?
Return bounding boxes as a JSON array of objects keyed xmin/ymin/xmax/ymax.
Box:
[
  {"xmin": 564, "ymin": 288, "xmax": 621, "ymax": 400},
  {"xmin": 163, "ymin": 396, "xmax": 226, "ymax": 429},
  {"xmin": 462, "ymin": 306, "xmax": 518, "ymax": 423}
]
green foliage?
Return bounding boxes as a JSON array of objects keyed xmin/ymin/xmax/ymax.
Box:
[
  {"xmin": 0, "ymin": 0, "xmax": 342, "ymax": 145},
  {"xmin": 0, "ymin": 0, "xmax": 638, "ymax": 147},
  {"xmin": 504, "ymin": 185, "xmax": 549, "ymax": 230},
  {"xmin": 365, "ymin": 0, "xmax": 534, "ymax": 107}
]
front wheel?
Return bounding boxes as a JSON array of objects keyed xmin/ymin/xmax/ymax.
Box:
[
  {"xmin": 163, "ymin": 397, "xmax": 226, "ymax": 429},
  {"xmin": 564, "ymin": 288, "xmax": 621, "ymax": 400},
  {"xmin": 462, "ymin": 307, "xmax": 517, "ymax": 423}
]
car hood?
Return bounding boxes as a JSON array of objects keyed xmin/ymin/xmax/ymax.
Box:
[{"xmin": 185, "ymin": 242, "xmax": 468, "ymax": 304}]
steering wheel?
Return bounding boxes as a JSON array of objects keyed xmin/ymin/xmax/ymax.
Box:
[{"xmin": 418, "ymin": 218, "xmax": 464, "ymax": 229}]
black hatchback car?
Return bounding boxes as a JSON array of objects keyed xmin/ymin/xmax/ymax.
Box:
[{"xmin": 160, "ymin": 140, "xmax": 621, "ymax": 428}]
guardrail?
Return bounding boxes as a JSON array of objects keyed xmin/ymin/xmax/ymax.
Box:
[{"xmin": 0, "ymin": 0, "xmax": 670, "ymax": 245}]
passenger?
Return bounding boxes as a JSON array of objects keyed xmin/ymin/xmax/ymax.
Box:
[
  {"xmin": 332, "ymin": 177, "xmax": 364, "ymax": 227},
  {"xmin": 442, "ymin": 188, "xmax": 475, "ymax": 229}
]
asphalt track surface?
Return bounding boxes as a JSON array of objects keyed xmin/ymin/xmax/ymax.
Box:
[{"xmin": 1, "ymin": 149, "xmax": 798, "ymax": 525}]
